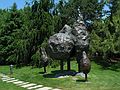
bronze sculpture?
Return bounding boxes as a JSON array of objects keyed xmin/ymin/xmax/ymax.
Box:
[
  {"xmin": 81, "ymin": 51, "xmax": 91, "ymax": 81},
  {"xmin": 41, "ymin": 11, "xmax": 91, "ymax": 80}
]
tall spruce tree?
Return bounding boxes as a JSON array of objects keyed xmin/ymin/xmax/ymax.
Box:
[
  {"xmin": 109, "ymin": 0, "xmax": 120, "ymax": 56},
  {"xmin": 90, "ymin": 0, "xmax": 120, "ymax": 61},
  {"xmin": 0, "ymin": 3, "xmax": 23, "ymax": 64},
  {"xmin": 0, "ymin": 9, "xmax": 9, "ymax": 64},
  {"xmin": 30, "ymin": 0, "xmax": 55, "ymax": 67},
  {"xmin": 56, "ymin": 0, "xmax": 104, "ymax": 27}
]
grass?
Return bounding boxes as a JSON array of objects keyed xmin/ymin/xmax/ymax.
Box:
[
  {"xmin": 0, "ymin": 61, "xmax": 120, "ymax": 90},
  {"xmin": 0, "ymin": 80, "xmax": 26, "ymax": 90}
]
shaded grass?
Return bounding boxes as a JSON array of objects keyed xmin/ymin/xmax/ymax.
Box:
[{"xmin": 0, "ymin": 61, "xmax": 120, "ymax": 90}]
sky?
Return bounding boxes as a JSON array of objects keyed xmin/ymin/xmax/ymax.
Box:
[
  {"xmin": 0, "ymin": 0, "xmax": 59, "ymax": 9},
  {"xmin": 0, "ymin": 0, "xmax": 29, "ymax": 9},
  {"xmin": 0, "ymin": 0, "xmax": 109, "ymax": 10}
]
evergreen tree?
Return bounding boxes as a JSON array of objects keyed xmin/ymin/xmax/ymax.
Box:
[
  {"xmin": 0, "ymin": 3, "xmax": 23, "ymax": 64},
  {"xmin": 56, "ymin": 0, "xmax": 104, "ymax": 27},
  {"xmin": 90, "ymin": 0, "xmax": 120, "ymax": 61},
  {"xmin": 0, "ymin": 9, "xmax": 9, "ymax": 64},
  {"xmin": 30, "ymin": 0, "xmax": 55, "ymax": 67},
  {"xmin": 1, "ymin": 0, "xmax": 119, "ymax": 67},
  {"xmin": 109, "ymin": 0, "xmax": 120, "ymax": 56}
]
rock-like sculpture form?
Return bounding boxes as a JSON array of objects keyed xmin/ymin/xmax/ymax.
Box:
[
  {"xmin": 41, "ymin": 11, "xmax": 90, "ymax": 75},
  {"xmin": 41, "ymin": 47, "xmax": 49, "ymax": 73},
  {"xmin": 73, "ymin": 21, "xmax": 89, "ymax": 52},
  {"xmin": 81, "ymin": 51, "xmax": 91, "ymax": 81},
  {"xmin": 73, "ymin": 20, "xmax": 89, "ymax": 72},
  {"xmin": 46, "ymin": 25, "xmax": 75, "ymax": 60}
]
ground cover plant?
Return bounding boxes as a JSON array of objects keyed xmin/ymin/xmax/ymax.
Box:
[{"xmin": 0, "ymin": 61, "xmax": 120, "ymax": 90}]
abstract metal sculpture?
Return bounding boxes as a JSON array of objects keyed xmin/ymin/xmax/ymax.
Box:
[
  {"xmin": 41, "ymin": 11, "xmax": 91, "ymax": 80},
  {"xmin": 81, "ymin": 51, "xmax": 91, "ymax": 81}
]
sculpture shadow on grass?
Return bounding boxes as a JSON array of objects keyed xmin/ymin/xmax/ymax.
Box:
[
  {"xmin": 39, "ymin": 72, "xmax": 46, "ymax": 74},
  {"xmin": 43, "ymin": 70, "xmax": 77, "ymax": 78},
  {"xmin": 76, "ymin": 79, "xmax": 86, "ymax": 82}
]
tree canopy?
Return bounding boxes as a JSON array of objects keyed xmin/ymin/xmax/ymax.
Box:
[{"xmin": 0, "ymin": 0, "xmax": 120, "ymax": 67}]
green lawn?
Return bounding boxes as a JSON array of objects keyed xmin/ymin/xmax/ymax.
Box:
[
  {"xmin": 0, "ymin": 80, "xmax": 26, "ymax": 90},
  {"xmin": 0, "ymin": 61, "xmax": 120, "ymax": 90}
]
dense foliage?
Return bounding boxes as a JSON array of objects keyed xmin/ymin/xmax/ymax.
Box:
[
  {"xmin": 0, "ymin": 0, "xmax": 120, "ymax": 67},
  {"xmin": 90, "ymin": 0, "xmax": 120, "ymax": 63}
]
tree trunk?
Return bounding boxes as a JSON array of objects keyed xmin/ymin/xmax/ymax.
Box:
[
  {"xmin": 85, "ymin": 73, "xmax": 87, "ymax": 81},
  {"xmin": 44, "ymin": 66, "xmax": 46, "ymax": 73},
  {"xmin": 67, "ymin": 59, "xmax": 71, "ymax": 71},
  {"xmin": 78, "ymin": 60, "xmax": 81, "ymax": 72},
  {"xmin": 60, "ymin": 60, "xmax": 64, "ymax": 71}
]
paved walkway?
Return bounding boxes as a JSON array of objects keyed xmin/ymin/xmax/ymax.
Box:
[{"xmin": 0, "ymin": 74, "xmax": 61, "ymax": 90}]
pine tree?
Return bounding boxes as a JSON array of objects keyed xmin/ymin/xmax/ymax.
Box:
[
  {"xmin": 56, "ymin": 0, "xmax": 104, "ymax": 27},
  {"xmin": 109, "ymin": 0, "xmax": 120, "ymax": 56},
  {"xmin": 30, "ymin": 0, "xmax": 55, "ymax": 67},
  {"xmin": 0, "ymin": 3, "xmax": 23, "ymax": 64},
  {"xmin": 90, "ymin": 0, "xmax": 120, "ymax": 61},
  {"xmin": 0, "ymin": 9, "xmax": 9, "ymax": 64}
]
